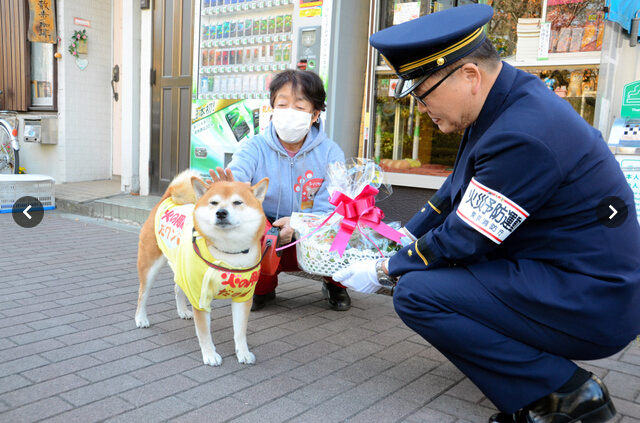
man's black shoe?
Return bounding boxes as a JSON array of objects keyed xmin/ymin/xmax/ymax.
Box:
[
  {"xmin": 488, "ymin": 374, "xmax": 615, "ymax": 423},
  {"xmin": 322, "ymin": 281, "xmax": 351, "ymax": 311},
  {"xmin": 488, "ymin": 413, "xmax": 515, "ymax": 423},
  {"xmin": 251, "ymin": 291, "xmax": 275, "ymax": 311}
]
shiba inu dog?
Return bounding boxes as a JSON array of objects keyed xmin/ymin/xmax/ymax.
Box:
[{"xmin": 135, "ymin": 170, "xmax": 268, "ymax": 366}]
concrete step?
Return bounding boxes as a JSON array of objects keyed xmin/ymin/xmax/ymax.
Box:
[{"xmin": 55, "ymin": 193, "xmax": 162, "ymax": 226}]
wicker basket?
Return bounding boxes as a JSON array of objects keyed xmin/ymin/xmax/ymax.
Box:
[{"xmin": 296, "ymin": 233, "xmax": 399, "ymax": 277}]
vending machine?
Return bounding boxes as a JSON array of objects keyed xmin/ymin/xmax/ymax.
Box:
[
  {"xmin": 607, "ymin": 80, "xmax": 640, "ymax": 223},
  {"xmin": 189, "ymin": 0, "xmax": 329, "ymax": 174}
]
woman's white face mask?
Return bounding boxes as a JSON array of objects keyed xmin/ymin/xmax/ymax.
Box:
[{"xmin": 272, "ymin": 108, "xmax": 313, "ymax": 144}]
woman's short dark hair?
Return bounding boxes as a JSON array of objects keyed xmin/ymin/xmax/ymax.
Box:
[{"xmin": 269, "ymin": 69, "xmax": 327, "ymax": 113}]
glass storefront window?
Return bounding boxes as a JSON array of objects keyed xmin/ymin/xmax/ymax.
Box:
[
  {"xmin": 547, "ymin": 0, "xmax": 604, "ymax": 53},
  {"xmin": 30, "ymin": 42, "xmax": 55, "ymax": 108},
  {"xmin": 485, "ymin": 0, "xmax": 542, "ymax": 57},
  {"xmin": 372, "ymin": 0, "xmax": 468, "ymax": 177},
  {"xmin": 525, "ymin": 65, "xmax": 598, "ymax": 125},
  {"xmin": 367, "ymin": 0, "xmax": 604, "ymax": 181},
  {"xmin": 373, "ymin": 73, "xmax": 461, "ymax": 176}
]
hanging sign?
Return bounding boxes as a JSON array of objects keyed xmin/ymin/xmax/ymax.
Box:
[{"xmin": 27, "ymin": 0, "xmax": 57, "ymax": 44}]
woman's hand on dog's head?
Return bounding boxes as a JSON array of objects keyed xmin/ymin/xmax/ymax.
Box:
[{"xmin": 209, "ymin": 167, "xmax": 235, "ymax": 183}]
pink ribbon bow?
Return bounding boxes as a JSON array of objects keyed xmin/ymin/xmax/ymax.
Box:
[{"xmin": 328, "ymin": 185, "xmax": 404, "ymax": 257}]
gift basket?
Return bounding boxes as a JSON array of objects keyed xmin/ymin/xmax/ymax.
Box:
[{"xmin": 289, "ymin": 158, "xmax": 404, "ymax": 277}]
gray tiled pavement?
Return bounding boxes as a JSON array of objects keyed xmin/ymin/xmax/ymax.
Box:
[{"xmin": 2, "ymin": 207, "xmax": 640, "ymax": 422}]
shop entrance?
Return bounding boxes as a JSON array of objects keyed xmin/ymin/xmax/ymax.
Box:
[{"xmin": 150, "ymin": 0, "xmax": 195, "ymax": 194}]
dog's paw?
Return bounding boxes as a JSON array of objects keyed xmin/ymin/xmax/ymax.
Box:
[
  {"xmin": 236, "ymin": 350, "xmax": 256, "ymax": 365},
  {"xmin": 135, "ymin": 315, "xmax": 150, "ymax": 328},
  {"xmin": 177, "ymin": 309, "xmax": 193, "ymax": 320},
  {"xmin": 202, "ymin": 351, "xmax": 223, "ymax": 366}
]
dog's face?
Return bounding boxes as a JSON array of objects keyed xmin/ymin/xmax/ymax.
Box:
[{"xmin": 191, "ymin": 177, "xmax": 268, "ymax": 248}]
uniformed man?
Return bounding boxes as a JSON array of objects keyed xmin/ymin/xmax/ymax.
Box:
[{"xmin": 333, "ymin": 4, "xmax": 640, "ymax": 422}]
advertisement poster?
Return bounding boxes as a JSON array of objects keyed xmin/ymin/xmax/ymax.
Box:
[
  {"xmin": 393, "ymin": 2, "xmax": 420, "ymax": 26},
  {"xmin": 190, "ymin": 98, "xmax": 272, "ymax": 175}
]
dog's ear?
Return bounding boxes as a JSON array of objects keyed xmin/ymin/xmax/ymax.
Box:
[
  {"xmin": 251, "ymin": 177, "xmax": 269, "ymax": 204},
  {"xmin": 191, "ymin": 176, "xmax": 209, "ymax": 200}
]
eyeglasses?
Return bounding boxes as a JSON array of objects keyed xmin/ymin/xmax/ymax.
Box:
[{"xmin": 409, "ymin": 63, "xmax": 466, "ymax": 107}]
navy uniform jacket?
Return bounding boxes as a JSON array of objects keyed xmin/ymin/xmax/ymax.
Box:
[{"xmin": 388, "ymin": 62, "xmax": 640, "ymax": 346}]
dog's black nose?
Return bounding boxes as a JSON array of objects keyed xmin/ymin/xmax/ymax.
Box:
[{"xmin": 216, "ymin": 209, "xmax": 228, "ymax": 220}]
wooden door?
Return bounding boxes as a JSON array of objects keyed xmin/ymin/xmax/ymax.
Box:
[{"xmin": 150, "ymin": 0, "xmax": 194, "ymax": 194}]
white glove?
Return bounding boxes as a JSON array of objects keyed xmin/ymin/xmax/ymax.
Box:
[{"xmin": 332, "ymin": 259, "xmax": 380, "ymax": 293}]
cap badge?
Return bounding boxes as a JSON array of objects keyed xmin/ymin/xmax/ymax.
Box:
[{"xmin": 437, "ymin": 57, "xmax": 445, "ymax": 66}]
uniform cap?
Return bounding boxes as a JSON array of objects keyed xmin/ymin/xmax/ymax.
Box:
[{"xmin": 370, "ymin": 4, "xmax": 494, "ymax": 98}]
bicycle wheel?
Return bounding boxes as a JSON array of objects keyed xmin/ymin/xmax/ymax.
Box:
[
  {"xmin": 0, "ymin": 113, "xmax": 19, "ymax": 174},
  {"xmin": 0, "ymin": 131, "xmax": 19, "ymax": 174}
]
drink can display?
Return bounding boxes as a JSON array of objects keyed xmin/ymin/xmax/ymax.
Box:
[
  {"xmin": 215, "ymin": 49, "xmax": 222, "ymax": 66},
  {"xmin": 237, "ymin": 48, "xmax": 243, "ymax": 65},
  {"xmin": 222, "ymin": 49, "xmax": 229, "ymax": 65},
  {"xmin": 260, "ymin": 17, "xmax": 268, "ymax": 35},
  {"xmin": 229, "ymin": 49, "xmax": 236, "ymax": 65},
  {"xmin": 216, "ymin": 23, "xmax": 223, "ymax": 39},
  {"xmin": 201, "ymin": 76, "xmax": 209, "ymax": 94},
  {"xmin": 245, "ymin": 47, "xmax": 252, "ymax": 64},
  {"xmin": 243, "ymin": 74, "xmax": 251, "ymax": 91},
  {"xmin": 268, "ymin": 16, "xmax": 276, "ymax": 34},
  {"xmin": 276, "ymin": 15, "xmax": 284, "ymax": 33},
  {"xmin": 265, "ymin": 73, "xmax": 273, "ymax": 91},
  {"xmin": 229, "ymin": 20, "xmax": 236, "ymax": 38},
  {"xmin": 283, "ymin": 42, "xmax": 291, "ymax": 62},
  {"xmin": 236, "ymin": 75, "xmax": 243, "ymax": 93},
  {"xmin": 209, "ymin": 49, "xmax": 216, "ymax": 66},
  {"xmin": 237, "ymin": 19, "xmax": 244, "ymax": 37},
  {"xmin": 245, "ymin": 19, "xmax": 252, "ymax": 37},
  {"xmin": 253, "ymin": 18, "xmax": 260, "ymax": 36},
  {"xmin": 268, "ymin": 43, "xmax": 274, "ymax": 62},
  {"xmin": 223, "ymin": 21, "xmax": 230, "ymax": 39},
  {"xmin": 284, "ymin": 14, "xmax": 292, "ymax": 33},
  {"xmin": 220, "ymin": 75, "xmax": 228, "ymax": 92},
  {"xmin": 274, "ymin": 44, "xmax": 282, "ymax": 62},
  {"xmin": 254, "ymin": 47, "xmax": 261, "ymax": 63},
  {"xmin": 260, "ymin": 45, "xmax": 266, "ymax": 63},
  {"xmin": 228, "ymin": 74, "xmax": 235, "ymax": 92},
  {"xmin": 202, "ymin": 50, "xmax": 209, "ymax": 66},
  {"xmin": 202, "ymin": 24, "xmax": 209, "ymax": 41}
]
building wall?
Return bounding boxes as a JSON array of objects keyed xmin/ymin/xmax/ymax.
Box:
[{"xmin": 18, "ymin": 0, "xmax": 112, "ymax": 183}]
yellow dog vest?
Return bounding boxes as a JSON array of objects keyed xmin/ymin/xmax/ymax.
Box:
[{"xmin": 155, "ymin": 198, "xmax": 260, "ymax": 312}]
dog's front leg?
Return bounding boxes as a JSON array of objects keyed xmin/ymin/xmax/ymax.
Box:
[
  {"xmin": 232, "ymin": 299, "xmax": 255, "ymax": 364},
  {"xmin": 193, "ymin": 308, "xmax": 222, "ymax": 366},
  {"xmin": 174, "ymin": 284, "xmax": 193, "ymax": 320}
]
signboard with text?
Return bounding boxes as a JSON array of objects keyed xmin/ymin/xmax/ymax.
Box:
[{"xmin": 621, "ymin": 80, "xmax": 640, "ymax": 118}]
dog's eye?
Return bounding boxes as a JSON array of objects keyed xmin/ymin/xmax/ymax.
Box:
[
  {"xmin": 233, "ymin": 201, "xmax": 243, "ymax": 206},
  {"xmin": 210, "ymin": 201, "xmax": 218, "ymax": 206}
]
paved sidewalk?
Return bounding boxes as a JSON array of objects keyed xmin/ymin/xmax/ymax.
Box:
[{"xmin": 1, "ymin": 210, "xmax": 640, "ymax": 423}]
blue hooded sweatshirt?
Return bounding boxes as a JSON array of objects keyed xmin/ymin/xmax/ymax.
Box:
[{"xmin": 228, "ymin": 118, "xmax": 345, "ymax": 222}]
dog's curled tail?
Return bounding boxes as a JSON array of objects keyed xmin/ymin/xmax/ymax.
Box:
[{"xmin": 167, "ymin": 169, "xmax": 203, "ymax": 205}]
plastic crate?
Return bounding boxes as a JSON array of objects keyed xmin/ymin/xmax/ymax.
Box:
[{"xmin": 0, "ymin": 174, "xmax": 56, "ymax": 213}]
